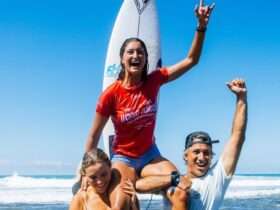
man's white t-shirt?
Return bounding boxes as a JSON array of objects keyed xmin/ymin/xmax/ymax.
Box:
[{"xmin": 188, "ymin": 159, "xmax": 232, "ymax": 210}]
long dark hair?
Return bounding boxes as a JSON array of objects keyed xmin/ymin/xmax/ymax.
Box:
[{"xmin": 117, "ymin": 37, "xmax": 149, "ymax": 81}]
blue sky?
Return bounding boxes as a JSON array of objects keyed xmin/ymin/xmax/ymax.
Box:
[{"xmin": 0, "ymin": 0, "xmax": 279, "ymax": 175}]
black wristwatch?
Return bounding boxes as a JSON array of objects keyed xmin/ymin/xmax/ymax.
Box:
[{"xmin": 171, "ymin": 171, "xmax": 180, "ymax": 186}]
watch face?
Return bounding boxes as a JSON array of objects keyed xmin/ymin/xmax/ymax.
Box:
[
  {"xmin": 175, "ymin": 176, "xmax": 180, "ymax": 184},
  {"xmin": 171, "ymin": 171, "xmax": 180, "ymax": 186}
]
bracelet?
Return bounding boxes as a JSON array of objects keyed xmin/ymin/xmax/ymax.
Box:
[
  {"xmin": 196, "ymin": 26, "xmax": 207, "ymax": 33},
  {"xmin": 170, "ymin": 171, "xmax": 180, "ymax": 186}
]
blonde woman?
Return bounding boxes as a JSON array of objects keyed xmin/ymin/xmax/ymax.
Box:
[{"xmin": 70, "ymin": 148, "xmax": 139, "ymax": 210}]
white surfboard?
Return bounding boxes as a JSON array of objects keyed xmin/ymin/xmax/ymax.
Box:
[
  {"xmin": 103, "ymin": 0, "xmax": 161, "ymax": 156},
  {"xmin": 102, "ymin": 0, "xmax": 169, "ymax": 208}
]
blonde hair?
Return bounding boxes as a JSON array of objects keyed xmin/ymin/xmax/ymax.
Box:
[{"xmin": 80, "ymin": 148, "xmax": 111, "ymax": 176}]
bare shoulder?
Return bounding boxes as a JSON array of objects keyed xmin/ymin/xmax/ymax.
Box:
[
  {"xmin": 69, "ymin": 191, "xmax": 85, "ymax": 210},
  {"xmin": 70, "ymin": 191, "xmax": 110, "ymax": 210},
  {"xmin": 87, "ymin": 197, "xmax": 111, "ymax": 210}
]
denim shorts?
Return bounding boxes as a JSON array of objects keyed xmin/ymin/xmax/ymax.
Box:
[{"xmin": 111, "ymin": 144, "xmax": 161, "ymax": 172}]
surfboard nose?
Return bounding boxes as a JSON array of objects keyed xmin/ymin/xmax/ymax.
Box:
[{"xmin": 134, "ymin": 0, "xmax": 150, "ymax": 15}]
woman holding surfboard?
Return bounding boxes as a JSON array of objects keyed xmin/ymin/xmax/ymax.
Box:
[{"xmin": 84, "ymin": 1, "xmax": 214, "ymax": 210}]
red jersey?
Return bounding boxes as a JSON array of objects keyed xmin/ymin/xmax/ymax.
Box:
[{"xmin": 96, "ymin": 68, "xmax": 169, "ymax": 158}]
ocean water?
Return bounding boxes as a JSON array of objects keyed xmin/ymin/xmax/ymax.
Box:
[{"xmin": 0, "ymin": 173, "xmax": 280, "ymax": 210}]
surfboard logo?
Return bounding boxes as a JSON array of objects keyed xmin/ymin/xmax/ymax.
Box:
[
  {"xmin": 105, "ymin": 64, "xmax": 121, "ymax": 78},
  {"xmin": 134, "ymin": 0, "xmax": 150, "ymax": 15}
]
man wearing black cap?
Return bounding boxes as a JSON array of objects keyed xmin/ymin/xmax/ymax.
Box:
[{"xmin": 169, "ymin": 78, "xmax": 248, "ymax": 210}]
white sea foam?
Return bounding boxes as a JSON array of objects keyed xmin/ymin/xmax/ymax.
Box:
[
  {"xmin": 0, "ymin": 189, "xmax": 72, "ymax": 203},
  {"xmin": 230, "ymin": 176, "xmax": 280, "ymax": 187},
  {"xmin": 223, "ymin": 176, "xmax": 280, "ymax": 199},
  {"xmin": 0, "ymin": 174, "xmax": 279, "ymax": 204},
  {"xmin": 0, "ymin": 174, "xmax": 74, "ymax": 189},
  {"xmin": 225, "ymin": 188, "xmax": 280, "ymax": 199},
  {"xmin": 0, "ymin": 174, "xmax": 73, "ymax": 203}
]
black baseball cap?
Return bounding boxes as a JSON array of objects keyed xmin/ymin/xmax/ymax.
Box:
[{"xmin": 185, "ymin": 131, "xmax": 219, "ymax": 149}]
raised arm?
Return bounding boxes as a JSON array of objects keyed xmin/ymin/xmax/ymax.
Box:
[
  {"xmin": 85, "ymin": 112, "xmax": 109, "ymax": 152},
  {"xmin": 222, "ymin": 79, "xmax": 248, "ymax": 176},
  {"xmin": 167, "ymin": 0, "xmax": 215, "ymax": 82}
]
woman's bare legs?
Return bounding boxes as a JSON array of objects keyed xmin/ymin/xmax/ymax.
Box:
[
  {"xmin": 136, "ymin": 156, "xmax": 189, "ymax": 210},
  {"xmin": 109, "ymin": 161, "xmax": 138, "ymax": 210},
  {"xmin": 136, "ymin": 156, "xmax": 177, "ymax": 192}
]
